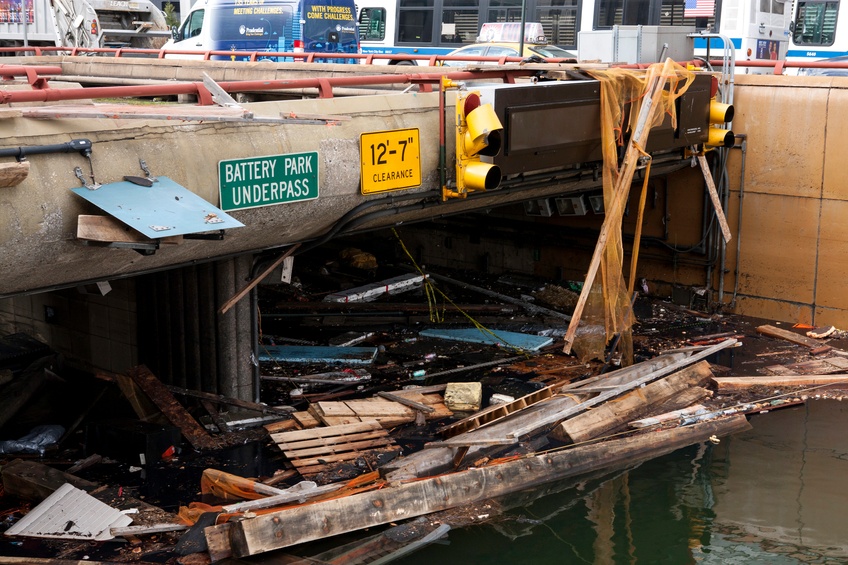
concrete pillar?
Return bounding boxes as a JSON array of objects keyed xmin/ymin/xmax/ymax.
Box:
[
  {"xmin": 215, "ymin": 258, "xmax": 238, "ymax": 399},
  {"xmin": 138, "ymin": 256, "xmax": 254, "ymax": 400}
]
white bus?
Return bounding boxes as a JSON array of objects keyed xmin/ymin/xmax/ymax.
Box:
[
  {"xmin": 357, "ymin": 0, "xmax": 582, "ymax": 64},
  {"xmin": 787, "ymin": 0, "xmax": 846, "ymax": 63},
  {"xmin": 356, "ymin": 0, "xmax": 802, "ymax": 68}
]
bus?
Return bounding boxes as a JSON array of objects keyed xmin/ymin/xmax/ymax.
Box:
[
  {"xmin": 165, "ymin": 0, "xmax": 359, "ymax": 63},
  {"xmin": 357, "ymin": 0, "xmax": 583, "ymax": 64},
  {"xmin": 787, "ymin": 0, "xmax": 847, "ymax": 63},
  {"xmin": 356, "ymin": 0, "xmax": 797, "ymax": 68}
]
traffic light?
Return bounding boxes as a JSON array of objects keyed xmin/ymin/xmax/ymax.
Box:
[
  {"xmin": 706, "ymin": 76, "xmax": 734, "ymax": 148},
  {"xmin": 447, "ymin": 90, "xmax": 504, "ymax": 199}
]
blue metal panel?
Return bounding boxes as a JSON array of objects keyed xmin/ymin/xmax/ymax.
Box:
[
  {"xmin": 418, "ymin": 328, "xmax": 553, "ymax": 351},
  {"xmin": 258, "ymin": 345, "xmax": 378, "ymax": 365},
  {"xmin": 71, "ymin": 176, "xmax": 244, "ymax": 239}
]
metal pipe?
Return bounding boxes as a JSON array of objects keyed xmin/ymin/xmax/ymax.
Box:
[
  {"xmin": 730, "ymin": 134, "xmax": 748, "ymax": 309},
  {"xmin": 0, "ymin": 69, "xmax": 534, "ymax": 104}
]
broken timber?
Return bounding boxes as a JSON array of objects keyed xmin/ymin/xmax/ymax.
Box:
[
  {"xmin": 383, "ymin": 342, "xmax": 733, "ymax": 480},
  {"xmin": 756, "ymin": 324, "xmax": 825, "ymax": 349},
  {"xmin": 550, "ymin": 360, "xmax": 715, "ymax": 443},
  {"xmin": 127, "ymin": 365, "xmax": 220, "ymax": 451},
  {"xmin": 712, "ymin": 374, "xmax": 848, "ymax": 392},
  {"xmin": 213, "ymin": 415, "xmax": 751, "ymax": 559}
]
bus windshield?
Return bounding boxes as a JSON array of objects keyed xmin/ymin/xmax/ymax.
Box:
[{"xmin": 793, "ymin": 0, "xmax": 839, "ymax": 45}]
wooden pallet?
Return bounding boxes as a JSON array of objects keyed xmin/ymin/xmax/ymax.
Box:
[
  {"xmin": 270, "ymin": 421, "xmax": 396, "ymax": 476},
  {"xmin": 307, "ymin": 392, "xmax": 452, "ymax": 428}
]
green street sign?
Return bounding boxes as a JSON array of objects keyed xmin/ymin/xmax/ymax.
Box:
[{"xmin": 218, "ymin": 152, "xmax": 319, "ymax": 211}]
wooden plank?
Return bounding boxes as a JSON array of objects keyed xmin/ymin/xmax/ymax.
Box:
[
  {"xmin": 0, "ymin": 160, "xmax": 29, "ymax": 188},
  {"xmin": 272, "ymin": 421, "xmax": 381, "ymax": 442},
  {"xmin": 221, "ymin": 415, "xmax": 751, "ymax": 558},
  {"xmin": 219, "ymin": 244, "xmax": 300, "ymax": 315},
  {"xmin": 509, "ymin": 339, "xmax": 738, "ymax": 439},
  {"xmin": 697, "ymin": 154, "xmax": 732, "ymax": 243},
  {"xmin": 551, "ymin": 360, "xmax": 714, "ymax": 443},
  {"xmin": 285, "ymin": 439, "xmax": 396, "ymax": 467},
  {"xmin": 292, "ymin": 411, "xmax": 320, "ymax": 429},
  {"xmin": 629, "ymin": 404, "xmax": 709, "ymax": 428},
  {"xmin": 648, "ymin": 386, "xmax": 711, "ymax": 416},
  {"xmin": 275, "ymin": 429, "xmax": 389, "ymax": 450},
  {"xmin": 167, "ymin": 384, "xmax": 294, "ymax": 416},
  {"xmin": 222, "ymin": 483, "xmax": 344, "ymax": 513},
  {"xmin": 756, "ymin": 324, "xmax": 822, "ymax": 348},
  {"xmin": 127, "ymin": 365, "xmax": 220, "ymax": 451},
  {"xmin": 712, "ymin": 374, "xmax": 848, "ymax": 392},
  {"xmin": 78, "ymin": 214, "xmax": 150, "ymax": 243},
  {"xmin": 264, "ymin": 419, "xmax": 299, "ymax": 434},
  {"xmin": 377, "ymin": 391, "xmax": 435, "ymax": 413}
]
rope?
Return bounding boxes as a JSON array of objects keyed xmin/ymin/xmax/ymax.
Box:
[{"xmin": 392, "ymin": 228, "xmax": 533, "ymax": 357}]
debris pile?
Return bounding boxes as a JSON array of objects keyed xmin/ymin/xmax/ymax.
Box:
[{"xmin": 3, "ymin": 264, "xmax": 848, "ymax": 564}]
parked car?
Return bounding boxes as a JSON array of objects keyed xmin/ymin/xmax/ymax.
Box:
[
  {"xmin": 440, "ymin": 42, "xmax": 577, "ymax": 67},
  {"xmin": 797, "ymin": 54, "xmax": 848, "ymax": 76}
]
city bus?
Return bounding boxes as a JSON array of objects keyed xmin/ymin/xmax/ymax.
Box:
[
  {"xmin": 787, "ymin": 0, "xmax": 848, "ymax": 63},
  {"xmin": 356, "ymin": 0, "xmax": 798, "ymax": 68}
]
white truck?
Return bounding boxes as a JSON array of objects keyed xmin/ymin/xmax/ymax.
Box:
[{"xmin": 0, "ymin": 0, "xmax": 170, "ymax": 50}]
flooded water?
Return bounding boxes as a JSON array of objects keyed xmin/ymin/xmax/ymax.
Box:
[{"xmin": 389, "ymin": 400, "xmax": 848, "ymax": 565}]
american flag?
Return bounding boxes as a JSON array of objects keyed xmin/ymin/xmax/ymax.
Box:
[{"xmin": 684, "ymin": 0, "xmax": 715, "ymax": 18}]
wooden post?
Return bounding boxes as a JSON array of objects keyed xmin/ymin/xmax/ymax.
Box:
[{"xmin": 697, "ymin": 154, "xmax": 732, "ymax": 243}]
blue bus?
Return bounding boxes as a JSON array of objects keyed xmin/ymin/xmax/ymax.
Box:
[{"xmin": 165, "ymin": 0, "xmax": 359, "ymax": 63}]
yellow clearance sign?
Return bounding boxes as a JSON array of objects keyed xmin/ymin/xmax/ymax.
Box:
[{"xmin": 360, "ymin": 128, "xmax": 421, "ymax": 194}]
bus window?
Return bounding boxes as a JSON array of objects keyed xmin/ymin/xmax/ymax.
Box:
[
  {"xmin": 398, "ymin": 0, "xmax": 434, "ymax": 43},
  {"xmin": 359, "ymin": 7, "xmax": 386, "ymax": 40},
  {"xmin": 441, "ymin": 0, "xmax": 478, "ymax": 44},
  {"xmin": 793, "ymin": 0, "xmax": 839, "ymax": 45}
]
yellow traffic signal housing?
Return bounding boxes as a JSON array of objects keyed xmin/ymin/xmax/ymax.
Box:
[
  {"xmin": 707, "ymin": 99, "xmax": 735, "ymax": 148},
  {"xmin": 448, "ymin": 90, "xmax": 504, "ymax": 199}
]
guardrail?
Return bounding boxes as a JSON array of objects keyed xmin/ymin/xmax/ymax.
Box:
[
  {"xmin": 0, "ymin": 68, "xmax": 540, "ymax": 104},
  {"xmin": 0, "ymin": 45, "xmax": 576, "ymax": 66},
  {"xmin": 3, "ymin": 45, "xmax": 846, "ymax": 75}
]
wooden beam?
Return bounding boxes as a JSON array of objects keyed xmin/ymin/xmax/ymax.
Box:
[
  {"xmin": 165, "ymin": 384, "xmax": 294, "ymax": 416},
  {"xmin": 697, "ymin": 154, "xmax": 732, "ymax": 243},
  {"xmin": 712, "ymin": 374, "xmax": 848, "ymax": 392},
  {"xmin": 77, "ymin": 215, "xmax": 182, "ymax": 244},
  {"xmin": 508, "ymin": 339, "xmax": 737, "ymax": 439},
  {"xmin": 0, "ymin": 160, "xmax": 29, "ymax": 188},
  {"xmin": 127, "ymin": 365, "xmax": 220, "ymax": 451},
  {"xmin": 550, "ymin": 360, "xmax": 714, "ymax": 443},
  {"xmin": 220, "ymin": 415, "xmax": 751, "ymax": 559},
  {"xmin": 756, "ymin": 324, "xmax": 823, "ymax": 349},
  {"xmin": 376, "ymin": 391, "xmax": 435, "ymax": 413}
]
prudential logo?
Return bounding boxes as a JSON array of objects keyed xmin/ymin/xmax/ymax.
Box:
[{"xmin": 239, "ymin": 25, "xmax": 246, "ymax": 35}]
